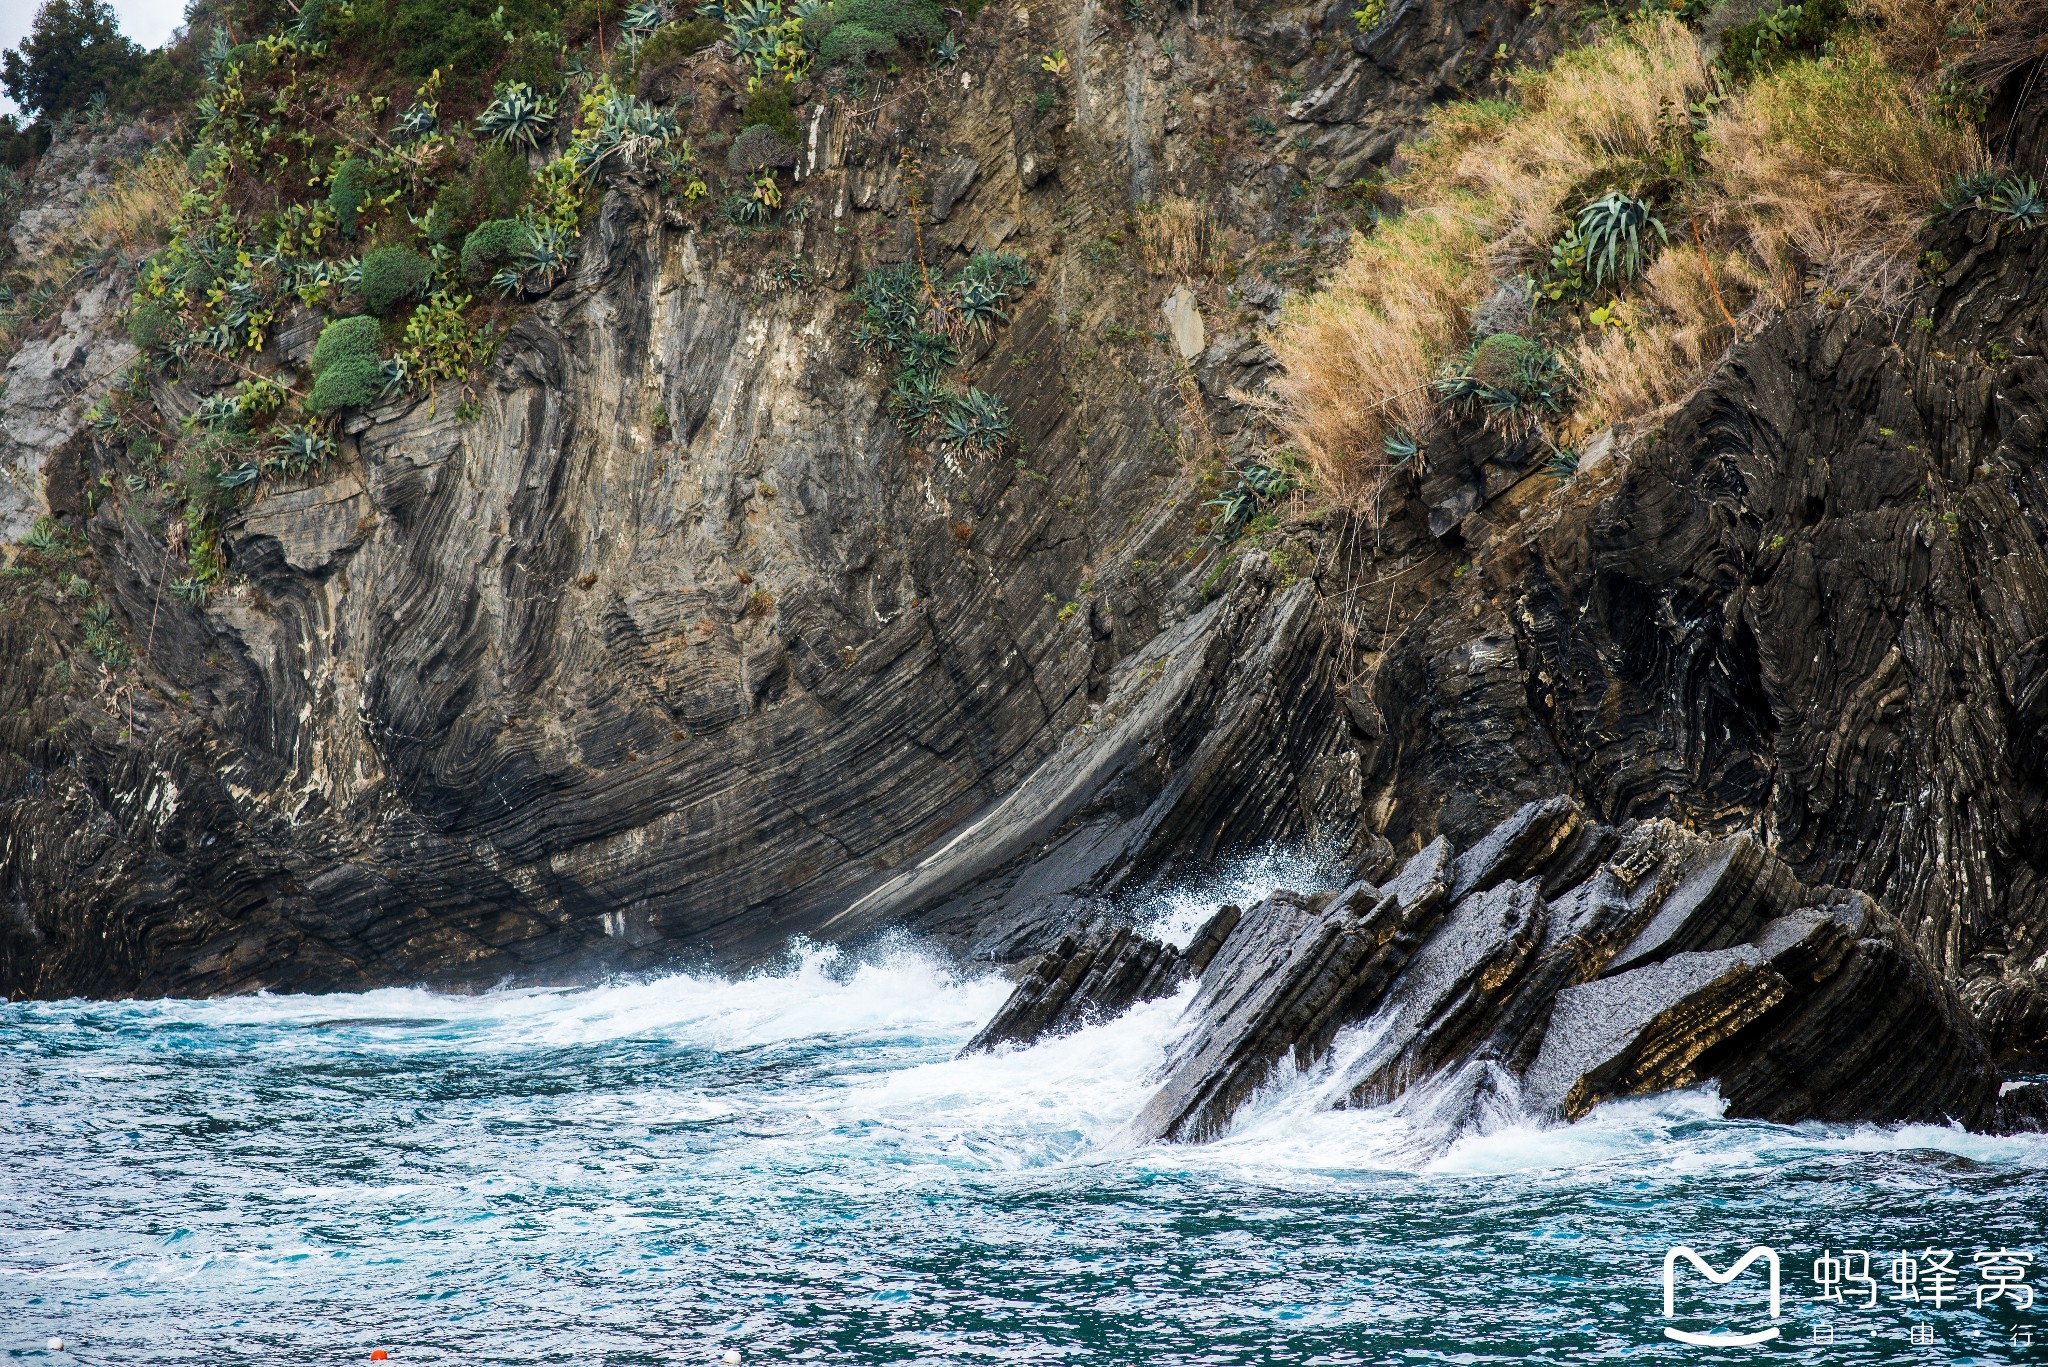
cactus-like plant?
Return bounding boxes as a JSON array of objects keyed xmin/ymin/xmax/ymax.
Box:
[
  {"xmin": 1990, "ymin": 176, "xmax": 2046, "ymax": 229},
  {"xmin": 476, "ymin": 82, "xmax": 558, "ymax": 150},
  {"xmin": 1574, "ymin": 191, "xmax": 1666, "ymax": 289}
]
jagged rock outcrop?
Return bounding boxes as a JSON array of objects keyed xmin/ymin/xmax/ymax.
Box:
[
  {"xmin": 959, "ymin": 903, "xmax": 1239, "ymax": 1053},
  {"xmin": 967, "ymin": 799, "xmax": 2015, "ymax": 1144}
]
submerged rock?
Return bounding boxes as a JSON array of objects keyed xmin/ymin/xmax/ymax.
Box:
[{"xmin": 968, "ymin": 798, "xmax": 2026, "ymax": 1145}]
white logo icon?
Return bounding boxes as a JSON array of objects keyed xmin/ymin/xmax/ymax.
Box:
[{"xmin": 1663, "ymin": 1245, "xmax": 1783, "ymax": 1346}]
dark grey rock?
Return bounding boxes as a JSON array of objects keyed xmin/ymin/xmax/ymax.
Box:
[{"xmin": 1522, "ymin": 946, "xmax": 1788, "ymax": 1120}]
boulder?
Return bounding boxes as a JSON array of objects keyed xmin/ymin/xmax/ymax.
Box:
[{"xmin": 1125, "ymin": 841, "xmax": 1454, "ymax": 1143}]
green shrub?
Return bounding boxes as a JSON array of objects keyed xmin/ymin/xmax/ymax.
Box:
[
  {"xmin": 728, "ymin": 123, "xmax": 800, "ymax": 172},
  {"xmin": 1437, "ymin": 332, "xmax": 1564, "ymax": 416},
  {"xmin": 461, "ymin": 217, "xmax": 533, "ymax": 287},
  {"xmin": 127, "ymin": 300, "xmax": 179, "ymax": 354},
  {"xmin": 307, "ymin": 315, "xmax": 384, "ymax": 414},
  {"xmin": 1466, "ymin": 333, "xmax": 1542, "ymax": 392},
  {"xmin": 422, "ymin": 148, "xmax": 530, "ymax": 247},
  {"xmin": 819, "ymin": 23, "xmax": 897, "ymax": 66},
  {"xmin": 821, "ymin": 0, "xmax": 946, "ymax": 50},
  {"xmin": 1718, "ymin": 0, "xmax": 1850, "ymax": 81},
  {"xmin": 359, "ymin": 246, "xmax": 433, "ymax": 316},
  {"xmin": 327, "ymin": 157, "xmax": 372, "ymax": 239},
  {"xmin": 740, "ymin": 82, "xmax": 800, "ymax": 139},
  {"xmin": 635, "ymin": 18, "xmax": 719, "ymax": 82}
]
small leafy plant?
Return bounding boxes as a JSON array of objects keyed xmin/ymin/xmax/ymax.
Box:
[{"xmin": 1574, "ymin": 191, "xmax": 1666, "ymax": 290}]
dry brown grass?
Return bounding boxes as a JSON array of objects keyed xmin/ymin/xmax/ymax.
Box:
[
  {"xmin": 1266, "ymin": 206, "xmax": 1490, "ymax": 507},
  {"xmin": 1136, "ymin": 196, "xmax": 1215, "ymax": 278},
  {"xmin": 73, "ymin": 148, "xmax": 191, "ymax": 260},
  {"xmin": 1705, "ymin": 41, "xmax": 1981, "ymax": 307},
  {"xmin": 1269, "ymin": 18, "xmax": 1709, "ymax": 505},
  {"xmin": 1410, "ymin": 19, "xmax": 1712, "ymax": 275},
  {"xmin": 1268, "ymin": 13, "xmax": 1988, "ymax": 514}
]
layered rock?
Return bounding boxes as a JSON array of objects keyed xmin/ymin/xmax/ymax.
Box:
[{"xmin": 962, "ymin": 799, "xmax": 2016, "ymax": 1146}]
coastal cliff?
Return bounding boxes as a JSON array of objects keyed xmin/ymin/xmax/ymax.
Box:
[{"xmin": 4, "ymin": 0, "xmax": 2048, "ymax": 1088}]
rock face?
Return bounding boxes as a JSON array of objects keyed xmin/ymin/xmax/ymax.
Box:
[
  {"xmin": 5, "ymin": 0, "xmax": 2048, "ymax": 1137},
  {"xmin": 958, "ymin": 800, "xmax": 2012, "ymax": 1146}
]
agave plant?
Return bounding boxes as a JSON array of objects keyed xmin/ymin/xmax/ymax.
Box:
[
  {"xmin": 721, "ymin": 192, "xmax": 772, "ymax": 226},
  {"xmin": 395, "ymin": 101, "xmax": 439, "ymax": 140},
  {"xmin": 215, "ymin": 462, "xmax": 262, "ymax": 489},
  {"xmin": 959, "ymin": 249, "xmax": 1032, "ymax": 295},
  {"xmin": 573, "ymin": 94, "xmax": 681, "ymax": 178},
  {"xmin": 476, "ymin": 82, "xmax": 558, "ymax": 150},
  {"xmin": 935, "ymin": 31, "xmax": 962, "ymax": 64},
  {"xmin": 1990, "ymin": 176, "xmax": 2046, "ymax": 229},
  {"xmin": 192, "ymin": 393, "xmax": 245, "ymax": 429},
  {"xmin": 1937, "ymin": 168, "xmax": 2000, "ymax": 218},
  {"xmin": 1382, "ymin": 429, "xmax": 1419, "ymax": 470},
  {"xmin": 888, "ymin": 373, "xmax": 949, "ymax": 439},
  {"xmin": 1437, "ymin": 333, "xmax": 1567, "ymax": 421},
  {"xmin": 953, "ymin": 274, "xmax": 1009, "ymax": 334},
  {"xmin": 1574, "ymin": 191, "xmax": 1666, "ymax": 289},
  {"xmin": 273, "ymin": 424, "xmax": 335, "ymax": 477},
  {"xmin": 379, "ymin": 355, "xmax": 410, "ymax": 399},
  {"xmin": 625, "ymin": 0, "xmax": 670, "ymax": 31},
  {"xmin": 512, "ymin": 219, "xmax": 578, "ymax": 290},
  {"xmin": 938, "ymin": 388, "xmax": 1012, "ymax": 458}
]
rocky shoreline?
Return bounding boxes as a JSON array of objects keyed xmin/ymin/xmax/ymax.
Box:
[{"xmin": 965, "ymin": 798, "xmax": 2048, "ymax": 1142}]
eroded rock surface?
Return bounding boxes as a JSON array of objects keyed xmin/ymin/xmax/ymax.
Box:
[{"xmin": 983, "ymin": 800, "xmax": 2017, "ymax": 1147}]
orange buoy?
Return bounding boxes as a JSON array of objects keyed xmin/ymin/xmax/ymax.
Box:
[{"xmin": 370, "ymin": 1352, "xmax": 389, "ymax": 1361}]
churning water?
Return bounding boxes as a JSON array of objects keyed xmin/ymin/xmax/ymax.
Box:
[{"xmin": 8, "ymin": 871, "xmax": 2048, "ymax": 1364}]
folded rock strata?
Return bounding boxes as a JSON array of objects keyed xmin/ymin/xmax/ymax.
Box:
[{"xmin": 966, "ymin": 798, "xmax": 2019, "ymax": 1145}]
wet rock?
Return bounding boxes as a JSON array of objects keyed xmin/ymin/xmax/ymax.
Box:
[
  {"xmin": 1126, "ymin": 843, "xmax": 1455, "ymax": 1143},
  {"xmin": 960, "ymin": 904, "xmax": 1241, "ymax": 1054},
  {"xmin": 1522, "ymin": 946, "xmax": 1788, "ymax": 1120},
  {"xmin": 1992, "ymin": 1084, "xmax": 2048, "ymax": 1135},
  {"xmin": 1336, "ymin": 878, "xmax": 1548, "ymax": 1106},
  {"xmin": 1706, "ymin": 894, "xmax": 1999, "ymax": 1126},
  {"xmin": 1604, "ymin": 833, "xmax": 1804, "ymax": 976},
  {"xmin": 970, "ymin": 801, "xmax": 2024, "ymax": 1146}
]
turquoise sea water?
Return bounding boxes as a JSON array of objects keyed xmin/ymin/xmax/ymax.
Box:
[{"xmin": 7, "ymin": 882, "xmax": 2048, "ymax": 1365}]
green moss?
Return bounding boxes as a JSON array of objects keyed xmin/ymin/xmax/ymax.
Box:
[
  {"xmin": 740, "ymin": 82, "xmax": 800, "ymax": 139},
  {"xmin": 327, "ymin": 157, "xmax": 372, "ymax": 239},
  {"xmin": 359, "ymin": 246, "xmax": 433, "ymax": 316},
  {"xmin": 460, "ymin": 217, "xmax": 532, "ymax": 287},
  {"xmin": 307, "ymin": 315, "xmax": 384, "ymax": 414}
]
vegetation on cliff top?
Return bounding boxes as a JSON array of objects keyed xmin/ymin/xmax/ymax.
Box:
[
  {"xmin": 1269, "ymin": 0, "xmax": 2038, "ymax": 515},
  {"xmin": 0, "ymin": 0, "xmax": 989, "ymax": 617}
]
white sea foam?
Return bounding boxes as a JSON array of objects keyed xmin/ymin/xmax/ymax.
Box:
[
  {"xmin": 40, "ymin": 922, "xmax": 2048, "ymax": 1186},
  {"xmin": 108, "ymin": 934, "xmax": 1012, "ymax": 1053},
  {"xmin": 1136, "ymin": 845, "xmax": 1345, "ymax": 948}
]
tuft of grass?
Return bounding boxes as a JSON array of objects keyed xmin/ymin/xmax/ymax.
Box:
[
  {"xmin": 1136, "ymin": 197, "xmax": 1214, "ymax": 278},
  {"xmin": 1269, "ymin": 17, "xmax": 1987, "ymax": 513},
  {"xmin": 1708, "ymin": 42, "xmax": 1982, "ymax": 307}
]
